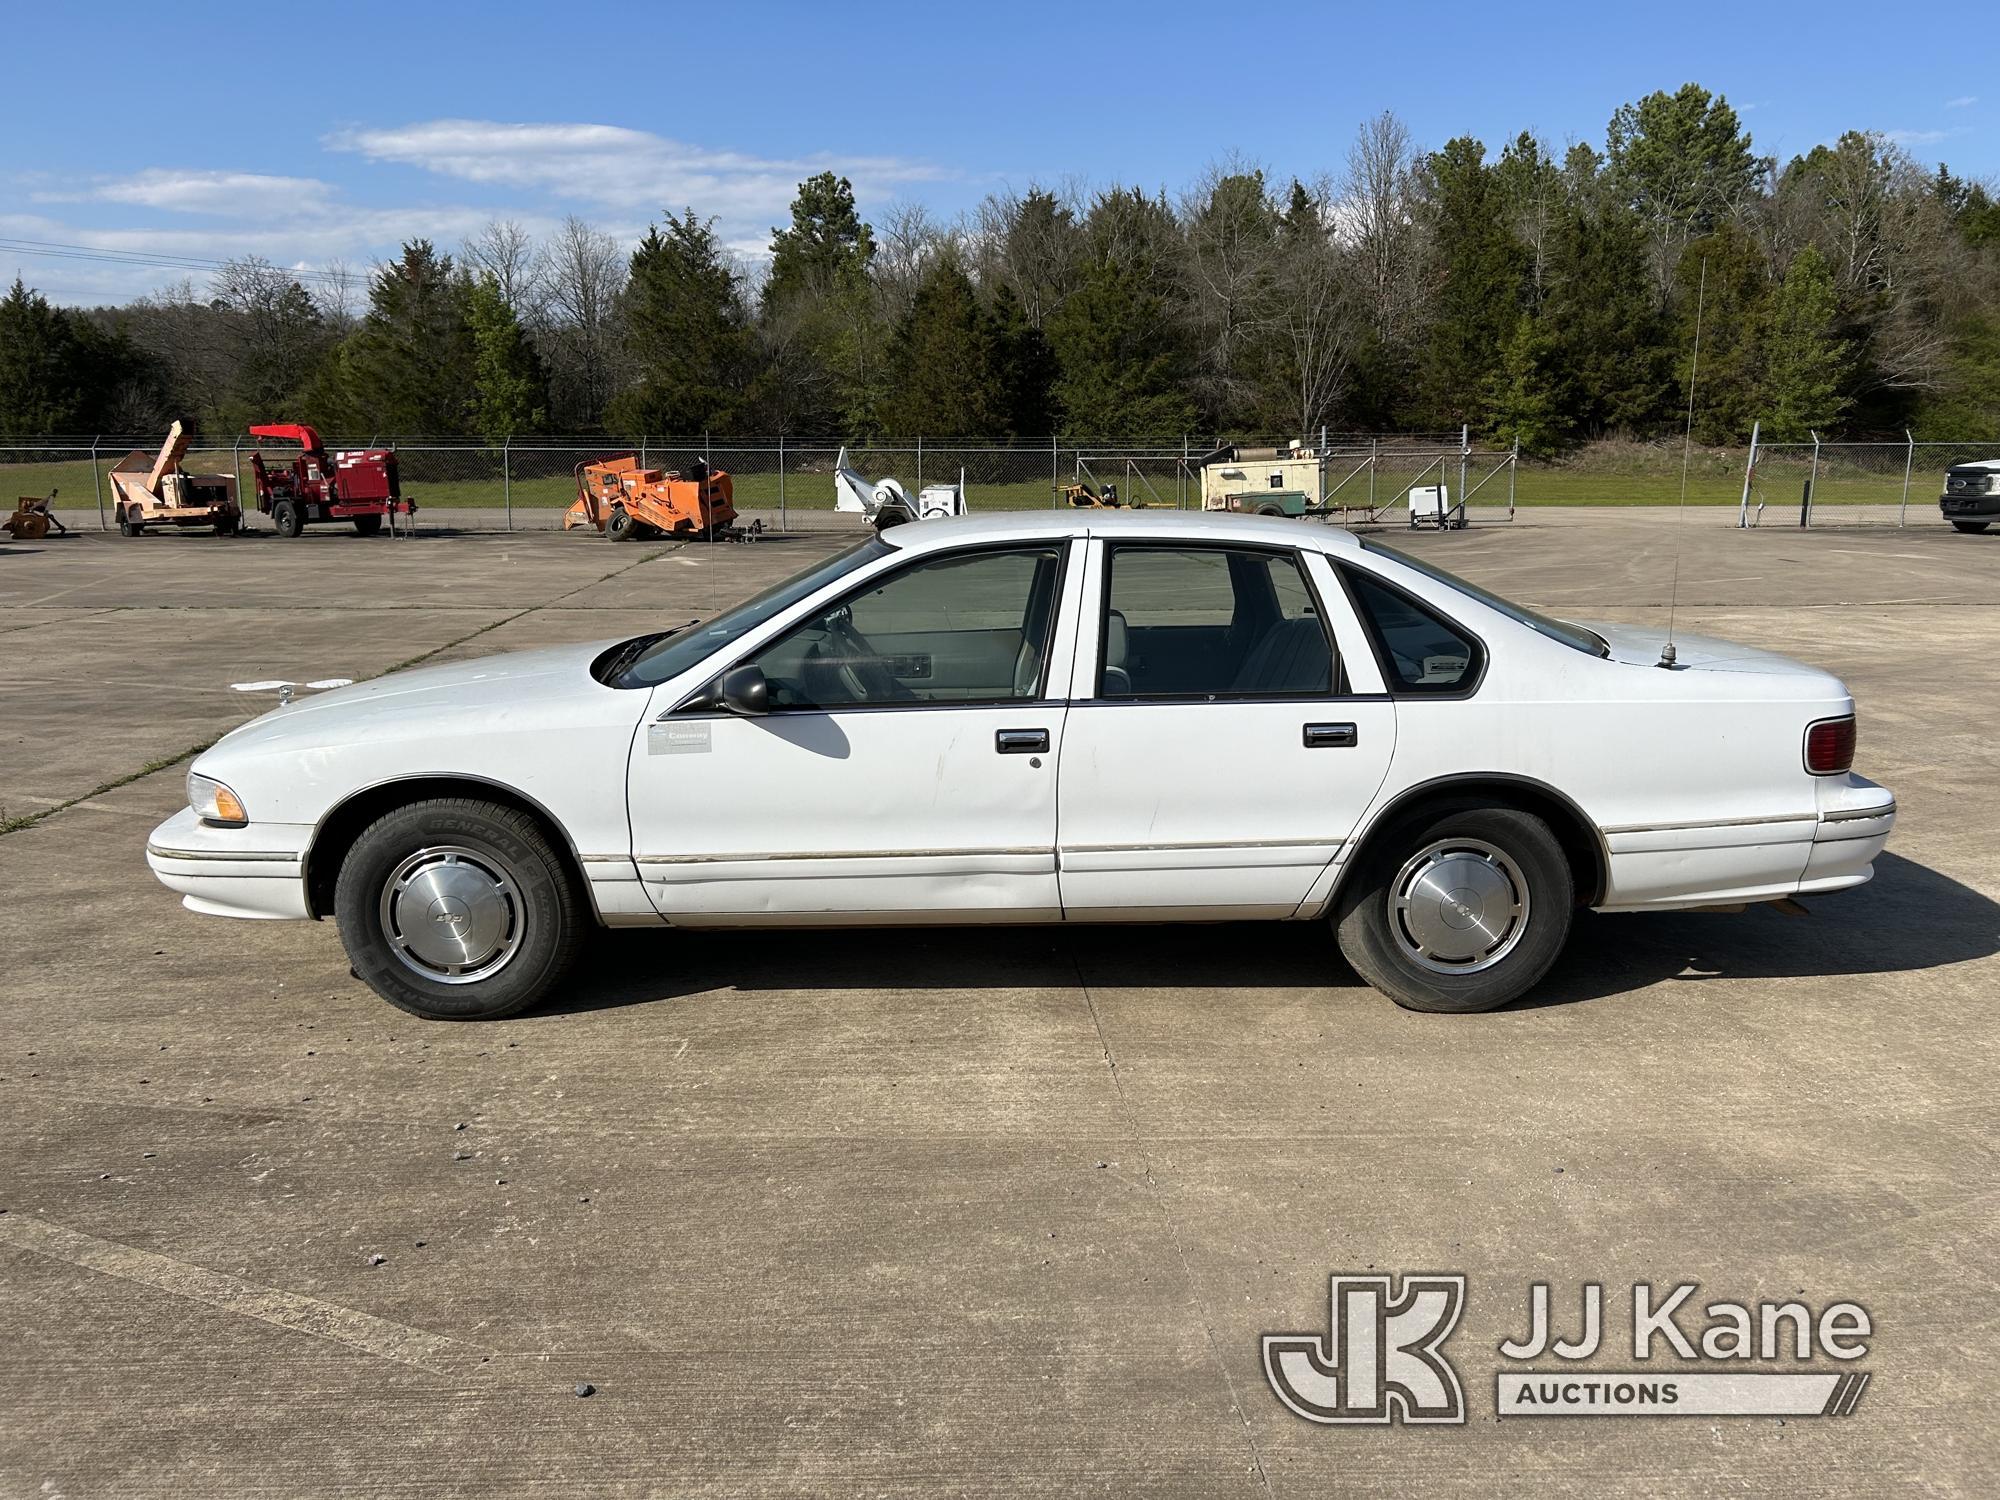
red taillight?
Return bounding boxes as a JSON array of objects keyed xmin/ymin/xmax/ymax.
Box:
[{"xmin": 1805, "ymin": 716, "xmax": 1856, "ymax": 775}]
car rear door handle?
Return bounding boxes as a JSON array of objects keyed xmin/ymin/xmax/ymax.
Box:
[
  {"xmin": 996, "ymin": 728, "xmax": 1050, "ymax": 754},
  {"xmin": 1303, "ymin": 722, "xmax": 1358, "ymax": 749}
]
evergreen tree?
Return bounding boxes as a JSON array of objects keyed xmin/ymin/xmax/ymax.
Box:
[
  {"xmin": 989, "ymin": 283, "xmax": 1058, "ymax": 436},
  {"xmin": 1606, "ymin": 84, "xmax": 1763, "ymax": 294},
  {"xmin": 1046, "ymin": 255, "xmax": 1197, "ymax": 436},
  {"xmin": 611, "ymin": 210, "xmax": 748, "ymax": 434},
  {"xmin": 759, "ymin": 173, "xmax": 882, "ymax": 432},
  {"xmin": 878, "ymin": 253, "xmax": 1003, "ymax": 436},
  {"xmin": 1545, "ymin": 203, "xmax": 1673, "ymax": 436},
  {"xmin": 763, "ymin": 172, "xmax": 876, "ymax": 308},
  {"xmin": 0, "ymin": 279, "xmax": 132, "ymax": 433},
  {"xmin": 465, "ymin": 275, "xmax": 548, "ymax": 436},
  {"xmin": 1417, "ymin": 137, "xmax": 1526, "ymax": 427},
  {"xmin": 1485, "ymin": 316, "xmax": 1575, "ymax": 456},
  {"xmin": 1672, "ymin": 224, "xmax": 1770, "ymax": 443},
  {"xmin": 1760, "ymin": 246, "xmax": 1848, "ymax": 440},
  {"xmin": 340, "ymin": 241, "xmax": 477, "ymax": 433}
]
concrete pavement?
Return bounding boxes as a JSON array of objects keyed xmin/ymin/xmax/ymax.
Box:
[{"xmin": 2, "ymin": 509, "xmax": 1995, "ymax": 1497}]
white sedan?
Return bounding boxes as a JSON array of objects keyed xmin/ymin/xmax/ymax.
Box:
[{"xmin": 147, "ymin": 512, "xmax": 1896, "ymax": 1019}]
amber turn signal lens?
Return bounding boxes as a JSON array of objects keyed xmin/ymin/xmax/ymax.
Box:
[{"xmin": 212, "ymin": 785, "xmax": 248, "ymax": 823}]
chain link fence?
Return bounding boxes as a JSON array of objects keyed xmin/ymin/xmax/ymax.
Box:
[
  {"xmin": 7, "ymin": 431, "xmax": 1992, "ymax": 534},
  {"xmin": 1742, "ymin": 435, "xmax": 1999, "ymax": 528}
]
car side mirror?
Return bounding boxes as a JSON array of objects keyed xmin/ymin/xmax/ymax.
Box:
[{"xmin": 717, "ymin": 664, "xmax": 769, "ymax": 716}]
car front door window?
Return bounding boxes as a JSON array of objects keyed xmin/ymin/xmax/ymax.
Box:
[{"xmin": 748, "ymin": 545, "xmax": 1065, "ymax": 709}]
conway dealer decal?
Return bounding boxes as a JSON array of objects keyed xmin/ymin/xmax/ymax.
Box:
[{"xmin": 1263, "ymin": 1275, "xmax": 1873, "ymax": 1424}]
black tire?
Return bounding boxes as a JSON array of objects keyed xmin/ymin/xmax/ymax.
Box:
[
  {"xmin": 273, "ymin": 501, "xmax": 304, "ymax": 538},
  {"xmin": 353, "ymin": 514, "xmax": 383, "ymax": 536},
  {"xmin": 1334, "ymin": 801, "xmax": 1573, "ymax": 1014},
  {"xmin": 1256, "ymin": 503, "xmax": 1287, "ymax": 517},
  {"xmin": 605, "ymin": 505, "xmax": 636, "ymax": 542},
  {"xmin": 1950, "ymin": 520, "xmax": 1990, "ymax": 534},
  {"xmin": 334, "ymin": 798, "xmax": 585, "ymax": 1021},
  {"xmin": 213, "ymin": 513, "xmax": 239, "ymax": 536},
  {"xmin": 118, "ymin": 512, "xmax": 140, "ymax": 537}
]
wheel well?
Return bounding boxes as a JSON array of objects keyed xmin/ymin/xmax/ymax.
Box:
[
  {"xmin": 304, "ymin": 777, "xmax": 588, "ymax": 919},
  {"xmin": 1345, "ymin": 777, "xmax": 1607, "ymax": 907}
]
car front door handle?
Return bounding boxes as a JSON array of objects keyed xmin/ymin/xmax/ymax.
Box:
[
  {"xmin": 1303, "ymin": 722, "xmax": 1358, "ymax": 749},
  {"xmin": 996, "ymin": 728, "xmax": 1050, "ymax": 755}
]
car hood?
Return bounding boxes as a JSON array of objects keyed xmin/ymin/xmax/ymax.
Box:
[
  {"xmin": 1579, "ymin": 621, "xmax": 1842, "ymax": 679},
  {"xmin": 213, "ymin": 639, "xmax": 626, "ymax": 752}
]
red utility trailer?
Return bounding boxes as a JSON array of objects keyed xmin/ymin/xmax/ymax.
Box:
[{"xmin": 248, "ymin": 424, "xmax": 415, "ymax": 537}]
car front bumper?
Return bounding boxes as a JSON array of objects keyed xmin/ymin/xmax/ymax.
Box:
[
  {"xmin": 146, "ymin": 806, "xmax": 315, "ymax": 920},
  {"xmin": 1940, "ymin": 491, "xmax": 2000, "ymax": 518}
]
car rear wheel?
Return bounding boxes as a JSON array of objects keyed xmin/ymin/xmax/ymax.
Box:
[
  {"xmin": 334, "ymin": 798, "xmax": 584, "ymax": 1020},
  {"xmin": 1334, "ymin": 802, "xmax": 1573, "ymax": 1014},
  {"xmin": 1950, "ymin": 520, "xmax": 1990, "ymax": 534}
]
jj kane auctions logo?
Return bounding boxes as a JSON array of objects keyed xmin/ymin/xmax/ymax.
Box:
[{"xmin": 1263, "ymin": 1276, "xmax": 1873, "ymax": 1423}]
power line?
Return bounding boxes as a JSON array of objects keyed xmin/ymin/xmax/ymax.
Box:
[{"xmin": 0, "ymin": 237, "xmax": 357, "ymax": 288}]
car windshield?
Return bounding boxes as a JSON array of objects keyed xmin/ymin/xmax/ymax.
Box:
[
  {"xmin": 1360, "ymin": 539, "xmax": 1609, "ymax": 658},
  {"xmin": 598, "ymin": 535, "xmax": 894, "ymax": 688}
]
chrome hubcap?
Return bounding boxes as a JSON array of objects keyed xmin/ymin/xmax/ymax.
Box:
[
  {"xmin": 1390, "ymin": 837, "xmax": 1530, "ymax": 974},
  {"xmin": 379, "ymin": 845, "xmax": 523, "ymax": 984}
]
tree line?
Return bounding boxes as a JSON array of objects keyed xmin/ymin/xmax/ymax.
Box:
[{"xmin": 3, "ymin": 85, "xmax": 1998, "ymax": 453}]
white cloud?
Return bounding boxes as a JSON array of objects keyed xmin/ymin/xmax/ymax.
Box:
[
  {"xmin": 1944, "ymin": 96, "xmax": 1977, "ymax": 110},
  {"xmin": 326, "ymin": 119, "xmax": 953, "ymax": 230},
  {"xmin": 0, "ymin": 206, "xmax": 563, "ymax": 306},
  {"xmin": 37, "ymin": 169, "xmax": 338, "ymax": 217},
  {"xmin": 1881, "ymin": 126, "xmax": 1968, "ymax": 146}
]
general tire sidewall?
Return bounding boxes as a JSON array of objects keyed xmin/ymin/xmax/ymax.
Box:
[
  {"xmin": 1336, "ymin": 802, "xmax": 1573, "ymax": 1014},
  {"xmin": 335, "ymin": 802, "xmax": 575, "ymax": 1020}
]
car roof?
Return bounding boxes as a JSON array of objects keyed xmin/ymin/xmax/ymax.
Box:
[
  {"xmin": 1949, "ymin": 459, "xmax": 2000, "ymax": 472},
  {"xmin": 879, "ymin": 508, "xmax": 1363, "ymax": 554}
]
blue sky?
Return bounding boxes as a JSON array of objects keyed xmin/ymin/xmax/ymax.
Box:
[{"xmin": 5, "ymin": 0, "xmax": 1992, "ymax": 305}]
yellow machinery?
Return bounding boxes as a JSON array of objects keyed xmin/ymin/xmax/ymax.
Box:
[
  {"xmin": 564, "ymin": 455, "xmax": 739, "ymax": 541},
  {"xmin": 107, "ymin": 421, "xmax": 242, "ymax": 536},
  {"xmin": 3, "ymin": 488, "xmax": 66, "ymax": 541}
]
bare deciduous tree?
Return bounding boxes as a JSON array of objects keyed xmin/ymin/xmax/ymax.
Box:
[
  {"xmin": 539, "ymin": 216, "xmax": 628, "ymax": 428},
  {"xmin": 462, "ymin": 220, "xmax": 547, "ymax": 322},
  {"xmin": 1343, "ymin": 110, "xmax": 1427, "ymax": 341}
]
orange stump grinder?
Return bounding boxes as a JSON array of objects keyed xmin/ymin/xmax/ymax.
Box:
[{"xmin": 564, "ymin": 455, "xmax": 742, "ymax": 541}]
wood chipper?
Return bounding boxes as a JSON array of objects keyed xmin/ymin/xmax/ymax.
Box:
[
  {"xmin": 249, "ymin": 424, "xmax": 412, "ymax": 537},
  {"xmin": 107, "ymin": 422, "xmax": 242, "ymax": 536},
  {"xmin": 3, "ymin": 488, "xmax": 67, "ymax": 541},
  {"xmin": 564, "ymin": 455, "xmax": 739, "ymax": 541}
]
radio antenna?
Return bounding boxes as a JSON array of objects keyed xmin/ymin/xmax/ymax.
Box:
[{"xmin": 1660, "ymin": 255, "xmax": 1708, "ymax": 669}]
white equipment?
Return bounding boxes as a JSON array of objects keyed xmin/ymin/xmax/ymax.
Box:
[
  {"xmin": 1407, "ymin": 483, "xmax": 1464, "ymax": 530},
  {"xmin": 833, "ymin": 448, "xmax": 968, "ymax": 526}
]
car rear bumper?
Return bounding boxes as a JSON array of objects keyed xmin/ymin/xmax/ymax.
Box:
[
  {"xmin": 146, "ymin": 806, "xmax": 314, "ymax": 920},
  {"xmin": 1594, "ymin": 776, "xmax": 1895, "ymax": 911}
]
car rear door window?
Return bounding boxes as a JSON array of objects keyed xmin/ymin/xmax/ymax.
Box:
[{"xmin": 1099, "ymin": 544, "xmax": 1333, "ymax": 699}]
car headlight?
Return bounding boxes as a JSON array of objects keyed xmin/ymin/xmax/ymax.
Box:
[{"xmin": 187, "ymin": 771, "xmax": 249, "ymax": 826}]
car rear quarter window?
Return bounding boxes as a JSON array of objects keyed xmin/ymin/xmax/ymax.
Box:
[{"xmin": 1341, "ymin": 567, "xmax": 1483, "ymax": 694}]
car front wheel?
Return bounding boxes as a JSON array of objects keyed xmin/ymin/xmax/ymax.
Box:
[
  {"xmin": 334, "ymin": 798, "xmax": 584, "ymax": 1020},
  {"xmin": 1334, "ymin": 802, "xmax": 1573, "ymax": 1014},
  {"xmin": 1950, "ymin": 520, "xmax": 1990, "ymax": 534}
]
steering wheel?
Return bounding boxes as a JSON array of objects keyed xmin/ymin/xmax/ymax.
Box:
[{"xmin": 824, "ymin": 610, "xmax": 915, "ymax": 703}]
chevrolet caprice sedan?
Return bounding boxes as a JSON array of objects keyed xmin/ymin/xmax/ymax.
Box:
[{"xmin": 147, "ymin": 512, "xmax": 1896, "ymax": 1019}]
